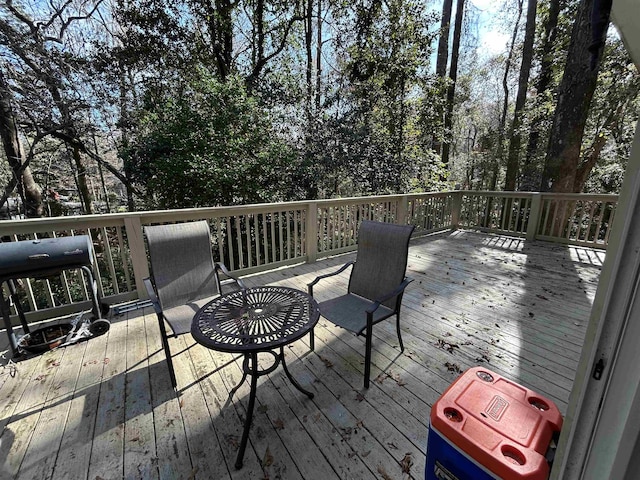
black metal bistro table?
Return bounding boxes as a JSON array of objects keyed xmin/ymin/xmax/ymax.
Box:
[{"xmin": 191, "ymin": 285, "xmax": 320, "ymax": 469}]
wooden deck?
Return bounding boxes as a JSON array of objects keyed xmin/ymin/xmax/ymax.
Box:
[{"xmin": 0, "ymin": 230, "xmax": 603, "ymax": 480}]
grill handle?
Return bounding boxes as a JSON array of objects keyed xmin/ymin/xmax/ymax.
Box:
[{"xmin": 28, "ymin": 254, "xmax": 50, "ymax": 260}]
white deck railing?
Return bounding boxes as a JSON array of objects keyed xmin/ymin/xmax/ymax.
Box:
[{"xmin": 0, "ymin": 191, "xmax": 617, "ymax": 322}]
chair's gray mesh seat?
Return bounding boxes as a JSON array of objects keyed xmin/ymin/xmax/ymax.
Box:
[
  {"xmin": 316, "ymin": 294, "xmax": 394, "ymax": 335},
  {"xmin": 145, "ymin": 221, "xmax": 220, "ymax": 335}
]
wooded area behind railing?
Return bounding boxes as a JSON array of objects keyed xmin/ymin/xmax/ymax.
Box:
[{"xmin": 0, "ymin": 191, "xmax": 617, "ymax": 323}]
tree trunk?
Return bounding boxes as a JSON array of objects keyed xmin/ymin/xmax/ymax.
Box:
[
  {"xmin": 315, "ymin": 0, "xmax": 322, "ymax": 111},
  {"xmin": 119, "ymin": 65, "xmax": 135, "ymax": 212},
  {"xmin": 441, "ymin": 0, "xmax": 465, "ymax": 168},
  {"xmin": 305, "ymin": 0, "xmax": 313, "ymax": 119},
  {"xmin": 522, "ymin": 0, "xmax": 561, "ymax": 190},
  {"xmin": 433, "ymin": 0, "xmax": 453, "ymax": 157},
  {"xmin": 542, "ymin": 0, "xmax": 607, "ymax": 193},
  {"xmin": 0, "ymin": 68, "xmax": 43, "ymax": 218},
  {"xmin": 205, "ymin": 0, "xmax": 234, "ymax": 81},
  {"xmin": 72, "ymin": 145, "xmax": 93, "ymax": 214},
  {"xmin": 504, "ymin": 0, "xmax": 537, "ymax": 191},
  {"xmin": 483, "ymin": 0, "xmax": 521, "ymax": 227},
  {"xmin": 498, "ymin": 0, "xmax": 523, "ymax": 161},
  {"xmin": 436, "ymin": 0, "xmax": 453, "ymax": 78}
]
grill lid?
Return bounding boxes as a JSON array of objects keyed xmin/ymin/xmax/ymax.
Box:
[{"xmin": 0, "ymin": 236, "xmax": 93, "ymax": 279}]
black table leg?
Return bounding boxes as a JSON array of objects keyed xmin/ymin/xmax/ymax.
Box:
[
  {"xmin": 232, "ymin": 347, "xmax": 314, "ymax": 468},
  {"xmin": 235, "ymin": 352, "xmax": 258, "ymax": 470},
  {"xmin": 280, "ymin": 346, "xmax": 314, "ymax": 399}
]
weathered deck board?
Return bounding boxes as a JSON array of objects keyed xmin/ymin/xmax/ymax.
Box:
[{"xmin": 0, "ymin": 231, "xmax": 603, "ymax": 479}]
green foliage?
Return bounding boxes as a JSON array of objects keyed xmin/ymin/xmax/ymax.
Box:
[
  {"xmin": 317, "ymin": 0, "xmax": 443, "ymax": 196},
  {"xmin": 2, "ymin": 0, "xmax": 638, "ymax": 214},
  {"xmin": 125, "ymin": 73, "xmax": 298, "ymax": 208}
]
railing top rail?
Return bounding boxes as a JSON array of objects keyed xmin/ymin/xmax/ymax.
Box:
[
  {"xmin": 0, "ymin": 191, "xmax": 619, "ymax": 236},
  {"xmin": 454, "ymin": 191, "xmax": 618, "ymax": 202},
  {"xmin": 537, "ymin": 192, "xmax": 619, "ymax": 201},
  {"xmin": 0, "ymin": 194, "xmax": 424, "ymax": 234},
  {"xmin": 457, "ymin": 190, "xmax": 536, "ymax": 198}
]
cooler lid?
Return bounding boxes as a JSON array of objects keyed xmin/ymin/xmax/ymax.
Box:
[{"xmin": 430, "ymin": 367, "xmax": 563, "ymax": 480}]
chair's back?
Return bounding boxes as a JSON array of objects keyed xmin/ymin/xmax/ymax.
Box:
[
  {"xmin": 144, "ymin": 221, "xmax": 220, "ymax": 310},
  {"xmin": 349, "ymin": 220, "xmax": 415, "ymax": 308}
]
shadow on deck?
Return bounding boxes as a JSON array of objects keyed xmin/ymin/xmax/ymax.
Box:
[{"xmin": 0, "ymin": 230, "xmax": 603, "ymax": 480}]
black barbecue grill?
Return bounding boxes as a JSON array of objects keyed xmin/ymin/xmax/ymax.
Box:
[{"xmin": 0, "ymin": 235, "xmax": 110, "ymax": 356}]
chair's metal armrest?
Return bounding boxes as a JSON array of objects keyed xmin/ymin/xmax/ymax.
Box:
[
  {"xmin": 143, "ymin": 277, "xmax": 163, "ymax": 315},
  {"xmin": 365, "ymin": 277, "xmax": 414, "ymax": 315},
  {"xmin": 214, "ymin": 262, "xmax": 247, "ymax": 290},
  {"xmin": 308, "ymin": 261, "xmax": 355, "ymax": 295}
]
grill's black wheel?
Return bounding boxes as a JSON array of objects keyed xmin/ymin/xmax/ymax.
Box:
[{"xmin": 89, "ymin": 318, "xmax": 111, "ymax": 336}]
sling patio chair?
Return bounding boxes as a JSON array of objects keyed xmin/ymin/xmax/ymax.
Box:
[
  {"xmin": 308, "ymin": 220, "xmax": 415, "ymax": 388},
  {"xmin": 144, "ymin": 220, "xmax": 245, "ymax": 389}
]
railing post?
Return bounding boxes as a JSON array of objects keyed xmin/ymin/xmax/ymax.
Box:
[
  {"xmin": 527, "ymin": 193, "xmax": 543, "ymax": 241},
  {"xmin": 124, "ymin": 215, "xmax": 150, "ymax": 299},
  {"xmin": 397, "ymin": 195, "xmax": 409, "ymax": 225},
  {"xmin": 451, "ymin": 191, "xmax": 463, "ymax": 229},
  {"xmin": 306, "ymin": 202, "xmax": 318, "ymax": 263}
]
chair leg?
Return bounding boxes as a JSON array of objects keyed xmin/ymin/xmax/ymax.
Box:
[
  {"xmin": 157, "ymin": 314, "xmax": 177, "ymax": 389},
  {"xmin": 310, "ymin": 328, "xmax": 315, "ymax": 351},
  {"xmin": 396, "ymin": 313, "xmax": 404, "ymax": 352},
  {"xmin": 364, "ymin": 325, "xmax": 372, "ymax": 389}
]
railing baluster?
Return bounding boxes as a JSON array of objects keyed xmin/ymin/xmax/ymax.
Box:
[
  {"xmin": 269, "ymin": 212, "xmax": 276, "ymax": 263},
  {"xmin": 541, "ymin": 199, "xmax": 551, "ymax": 236},
  {"xmin": 285, "ymin": 211, "xmax": 291, "ymax": 260},
  {"xmin": 102, "ymin": 227, "xmax": 120, "ymax": 295},
  {"xmin": 253, "ymin": 213, "xmax": 264, "ymax": 265},
  {"xmin": 507, "ymin": 197, "xmax": 515, "ymax": 233},
  {"xmin": 116, "ymin": 226, "xmax": 132, "ymax": 291},
  {"xmin": 293, "ymin": 210, "xmax": 299, "ymax": 257},
  {"xmin": 261, "ymin": 213, "xmax": 267, "ymax": 263},
  {"xmin": 87, "ymin": 229, "xmax": 106, "ymax": 300},
  {"xmin": 226, "ymin": 217, "xmax": 235, "ymax": 270},
  {"xmin": 586, "ymin": 201, "xmax": 597, "ymax": 243},
  {"xmin": 279, "ymin": 211, "xmax": 285, "ymax": 262},
  {"xmin": 575, "ymin": 201, "xmax": 585, "ymax": 242},
  {"xmin": 593, "ymin": 202, "xmax": 605, "ymax": 244},
  {"xmin": 566, "ymin": 202, "xmax": 577, "ymax": 240},
  {"xmin": 235, "ymin": 216, "xmax": 244, "ymax": 269},
  {"xmin": 604, "ymin": 203, "xmax": 616, "ymax": 245}
]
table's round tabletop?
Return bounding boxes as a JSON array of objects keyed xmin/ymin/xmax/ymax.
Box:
[{"xmin": 191, "ymin": 286, "xmax": 320, "ymax": 353}]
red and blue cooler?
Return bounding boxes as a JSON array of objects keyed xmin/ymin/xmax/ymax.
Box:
[{"xmin": 425, "ymin": 367, "xmax": 562, "ymax": 480}]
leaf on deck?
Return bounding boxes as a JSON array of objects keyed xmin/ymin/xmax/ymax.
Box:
[
  {"xmin": 401, "ymin": 453, "xmax": 413, "ymax": 474},
  {"xmin": 436, "ymin": 339, "xmax": 459, "ymax": 353},
  {"xmin": 445, "ymin": 362, "xmax": 462, "ymax": 374},
  {"xmin": 262, "ymin": 446, "xmax": 274, "ymax": 467},
  {"xmin": 273, "ymin": 418, "xmax": 285, "ymax": 430},
  {"xmin": 377, "ymin": 465, "xmax": 393, "ymax": 480},
  {"xmin": 475, "ymin": 353, "xmax": 490, "ymax": 363},
  {"xmin": 320, "ymin": 356, "xmax": 333, "ymax": 368},
  {"xmin": 226, "ymin": 434, "xmax": 239, "ymax": 449}
]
